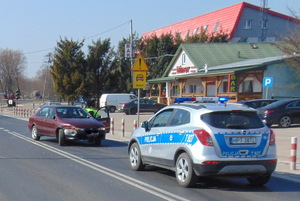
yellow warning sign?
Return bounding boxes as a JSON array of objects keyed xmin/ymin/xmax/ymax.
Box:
[
  {"xmin": 133, "ymin": 71, "xmax": 147, "ymax": 89},
  {"xmin": 131, "ymin": 54, "xmax": 149, "ymax": 71}
]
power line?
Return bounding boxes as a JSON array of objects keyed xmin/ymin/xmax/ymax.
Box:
[
  {"xmin": 24, "ymin": 20, "xmax": 131, "ymax": 55},
  {"xmin": 24, "ymin": 48, "xmax": 54, "ymax": 55},
  {"xmin": 85, "ymin": 20, "xmax": 130, "ymax": 40}
]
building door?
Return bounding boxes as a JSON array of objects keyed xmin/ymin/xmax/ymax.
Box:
[{"xmin": 207, "ymin": 82, "xmax": 216, "ymax": 96}]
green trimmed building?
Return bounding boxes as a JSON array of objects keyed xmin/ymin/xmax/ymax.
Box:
[{"xmin": 147, "ymin": 42, "xmax": 300, "ymax": 104}]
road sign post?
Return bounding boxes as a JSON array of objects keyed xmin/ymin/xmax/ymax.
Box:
[
  {"xmin": 263, "ymin": 77, "xmax": 274, "ymax": 99},
  {"xmin": 131, "ymin": 54, "xmax": 149, "ymax": 125}
]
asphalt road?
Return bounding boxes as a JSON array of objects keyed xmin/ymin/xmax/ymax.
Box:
[{"xmin": 1, "ymin": 114, "xmax": 300, "ymax": 201}]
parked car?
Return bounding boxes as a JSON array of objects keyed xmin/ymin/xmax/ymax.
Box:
[
  {"xmin": 39, "ymin": 102, "xmax": 62, "ymax": 108},
  {"xmin": 119, "ymin": 98, "xmax": 166, "ymax": 115},
  {"xmin": 257, "ymin": 98, "xmax": 300, "ymax": 128},
  {"xmin": 73, "ymin": 96, "xmax": 87, "ymax": 108},
  {"xmin": 128, "ymin": 97, "xmax": 277, "ymax": 187},
  {"xmin": 238, "ymin": 99, "xmax": 277, "ymax": 109},
  {"xmin": 100, "ymin": 93, "xmax": 137, "ymax": 113},
  {"xmin": 28, "ymin": 105, "xmax": 109, "ymax": 146}
]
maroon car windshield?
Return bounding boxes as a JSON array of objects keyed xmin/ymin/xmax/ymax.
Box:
[{"xmin": 56, "ymin": 107, "xmax": 90, "ymax": 118}]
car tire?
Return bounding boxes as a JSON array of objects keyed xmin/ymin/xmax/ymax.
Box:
[
  {"xmin": 129, "ymin": 108, "xmax": 137, "ymax": 115},
  {"xmin": 58, "ymin": 129, "xmax": 65, "ymax": 146},
  {"xmin": 31, "ymin": 125, "xmax": 40, "ymax": 141},
  {"xmin": 175, "ymin": 153, "xmax": 197, "ymax": 187},
  {"xmin": 129, "ymin": 142, "xmax": 144, "ymax": 171},
  {"xmin": 278, "ymin": 116, "xmax": 291, "ymax": 128},
  {"xmin": 109, "ymin": 106, "xmax": 116, "ymax": 113},
  {"xmin": 95, "ymin": 139, "xmax": 101, "ymax": 146},
  {"xmin": 247, "ymin": 174, "xmax": 271, "ymax": 186}
]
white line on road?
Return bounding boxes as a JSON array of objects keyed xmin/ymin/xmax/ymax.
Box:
[{"xmin": 1, "ymin": 128, "xmax": 189, "ymax": 201}]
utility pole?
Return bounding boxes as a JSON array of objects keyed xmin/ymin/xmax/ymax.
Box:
[
  {"xmin": 130, "ymin": 19, "xmax": 133, "ymax": 69},
  {"xmin": 129, "ymin": 20, "xmax": 140, "ymax": 124},
  {"xmin": 42, "ymin": 53, "xmax": 52, "ymax": 102}
]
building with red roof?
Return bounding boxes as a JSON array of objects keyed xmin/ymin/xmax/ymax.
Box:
[{"xmin": 142, "ymin": 2, "xmax": 299, "ymax": 42}]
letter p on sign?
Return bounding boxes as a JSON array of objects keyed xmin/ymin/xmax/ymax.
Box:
[{"xmin": 263, "ymin": 77, "xmax": 273, "ymax": 87}]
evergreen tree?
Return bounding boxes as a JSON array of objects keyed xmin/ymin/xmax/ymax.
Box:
[
  {"xmin": 86, "ymin": 38, "xmax": 113, "ymax": 107},
  {"xmin": 50, "ymin": 38, "xmax": 86, "ymax": 103}
]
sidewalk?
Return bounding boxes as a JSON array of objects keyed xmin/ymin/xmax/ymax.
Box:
[{"xmin": 1, "ymin": 105, "xmax": 300, "ymax": 183}]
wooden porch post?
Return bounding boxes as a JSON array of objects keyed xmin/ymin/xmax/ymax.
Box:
[{"xmin": 201, "ymin": 78, "xmax": 207, "ymax": 97}]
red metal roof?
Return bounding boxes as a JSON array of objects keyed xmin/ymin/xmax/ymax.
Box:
[{"xmin": 142, "ymin": 2, "xmax": 298, "ymax": 40}]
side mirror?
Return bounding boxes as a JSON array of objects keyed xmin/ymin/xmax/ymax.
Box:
[{"xmin": 141, "ymin": 121, "xmax": 150, "ymax": 132}]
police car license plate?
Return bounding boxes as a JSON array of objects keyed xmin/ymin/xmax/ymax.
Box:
[{"xmin": 230, "ymin": 137, "xmax": 256, "ymax": 145}]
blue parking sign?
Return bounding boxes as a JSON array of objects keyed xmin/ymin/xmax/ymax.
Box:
[{"xmin": 263, "ymin": 77, "xmax": 273, "ymax": 87}]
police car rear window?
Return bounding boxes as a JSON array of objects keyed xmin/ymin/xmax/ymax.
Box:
[{"xmin": 201, "ymin": 111, "xmax": 264, "ymax": 129}]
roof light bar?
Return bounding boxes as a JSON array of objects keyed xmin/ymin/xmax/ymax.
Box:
[{"xmin": 174, "ymin": 97, "xmax": 229, "ymax": 103}]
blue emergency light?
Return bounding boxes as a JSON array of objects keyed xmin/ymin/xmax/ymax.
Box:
[{"xmin": 218, "ymin": 97, "xmax": 229, "ymax": 103}]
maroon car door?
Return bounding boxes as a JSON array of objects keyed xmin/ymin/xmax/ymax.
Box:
[
  {"xmin": 95, "ymin": 107, "xmax": 110, "ymax": 133},
  {"xmin": 43, "ymin": 107, "xmax": 57, "ymax": 136},
  {"xmin": 34, "ymin": 107, "xmax": 49, "ymax": 135}
]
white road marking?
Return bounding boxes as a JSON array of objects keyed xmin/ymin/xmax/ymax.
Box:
[{"xmin": 1, "ymin": 128, "xmax": 189, "ymax": 201}]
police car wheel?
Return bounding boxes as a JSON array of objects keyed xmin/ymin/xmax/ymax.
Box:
[
  {"xmin": 129, "ymin": 143, "xmax": 144, "ymax": 171},
  {"xmin": 175, "ymin": 153, "xmax": 197, "ymax": 187},
  {"xmin": 31, "ymin": 126, "xmax": 40, "ymax": 141},
  {"xmin": 247, "ymin": 174, "xmax": 271, "ymax": 186}
]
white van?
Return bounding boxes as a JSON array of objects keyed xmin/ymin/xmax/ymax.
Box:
[{"xmin": 100, "ymin": 93, "xmax": 137, "ymax": 112}]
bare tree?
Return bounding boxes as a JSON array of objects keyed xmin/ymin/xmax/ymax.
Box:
[{"xmin": 0, "ymin": 49, "xmax": 26, "ymax": 97}]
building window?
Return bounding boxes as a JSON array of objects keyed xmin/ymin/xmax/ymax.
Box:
[
  {"xmin": 176, "ymin": 32, "xmax": 181, "ymax": 38},
  {"xmin": 172, "ymin": 85, "xmax": 179, "ymax": 96},
  {"xmin": 182, "ymin": 53, "xmax": 186, "ymax": 65},
  {"xmin": 193, "ymin": 28, "xmax": 199, "ymax": 36},
  {"xmin": 185, "ymin": 30, "xmax": 190, "ymax": 39},
  {"xmin": 190, "ymin": 84, "xmax": 196, "ymax": 93},
  {"xmin": 222, "ymin": 81, "xmax": 228, "ymax": 92},
  {"xmin": 213, "ymin": 22, "xmax": 219, "ymax": 33},
  {"xmin": 242, "ymin": 80, "xmax": 253, "ymax": 92},
  {"xmin": 244, "ymin": 19, "xmax": 252, "ymax": 29},
  {"xmin": 261, "ymin": 20, "xmax": 267, "ymax": 29}
]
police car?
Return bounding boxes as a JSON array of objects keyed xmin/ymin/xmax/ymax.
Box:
[{"xmin": 128, "ymin": 97, "xmax": 277, "ymax": 187}]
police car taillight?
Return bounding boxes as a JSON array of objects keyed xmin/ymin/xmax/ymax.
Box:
[
  {"xmin": 193, "ymin": 129, "xmax": 213, "ymax": 146},
  {"xmin": 269, "ymin": 129, "xmax": 275, "ymax": 145},
  {"xmin": 203, "ymin": 161, "xmax": 219, "ymax": 165}
]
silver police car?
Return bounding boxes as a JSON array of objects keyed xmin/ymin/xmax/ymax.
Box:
[{"xmin": 128, "ymin": 97, "xmax": 277, "ymax": 187}]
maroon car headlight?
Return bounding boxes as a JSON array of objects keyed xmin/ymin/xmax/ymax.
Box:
[
  {"xmin": 98, "ymin": 127, "xmax": 106, "ymax": 132},
  {"xmin": 63, "ymin": 124, "xmax": 82, "ymax": 136},
  {"xmin": 64, "ymin": 128, "xmax": 78, "ymax": 136}
]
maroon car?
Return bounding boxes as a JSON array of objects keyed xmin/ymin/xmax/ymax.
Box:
[{"xmin": 28, "ymin": 105, "xmax": 110, "ymax": 146}]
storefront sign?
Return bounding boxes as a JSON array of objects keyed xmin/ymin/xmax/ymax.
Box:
[
  {"xmin": 125, "ymin": 44, "xmax": 131, "ymax": 58},
  {"xmin": 170, "ymin": 66, "xmax": 197, "ymax": 75},
  {"xmin": 228, "ymin": 74, "xmax": 237, "ymax": 92}
]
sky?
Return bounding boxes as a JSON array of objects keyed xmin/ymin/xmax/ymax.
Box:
[{"xmin": 1, "ymin": 0, "xmax": 300, "ymax": 78}]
